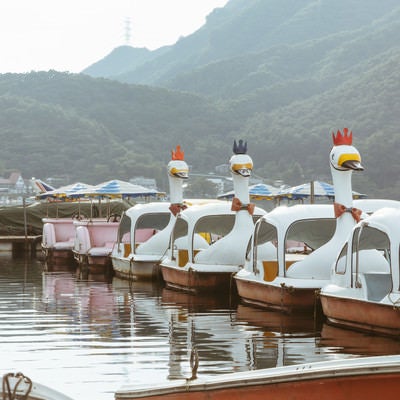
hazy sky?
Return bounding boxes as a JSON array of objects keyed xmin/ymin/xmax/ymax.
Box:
[{"xmin": 0, "ymin": 0, "xmax": 229, "ymax": 74}]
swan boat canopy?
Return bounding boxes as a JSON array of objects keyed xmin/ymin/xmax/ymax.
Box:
[
  {"xmin": 235, "ymin": 128, "xmax": 366, "ymax": 313},
  {"xmin": 160, "ymin": 201, "xmax": 266, "ymax": 293},
  {"xmin": 111, "ymin": 145, "xmax": 189, "ymax": 280},
  {"xmin": 111, "ymin": 202, "xmax": 176, "ymax": 280},
  {"xmin": 115, "ymin": 354, "xmax": 400, "ymax": 400},
  {"xmin": 161, "ymin": 140, "xmax": 266, "ymax": 294},
  {"xmin": 353, "ymin": 198, "xmax": 400, "ymax": 214},
  {"xmin": 320, "ymin": 206, "xmax": 400, "ymax": 337},
  {"xmin": 234, "ymin": 204, "xmax": 336, "ymax": 312}
]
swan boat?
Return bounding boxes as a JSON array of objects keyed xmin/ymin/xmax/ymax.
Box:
[
  {"xmin": 234, "ymin": 204, "xmax": 337, "ymax": 313},
  {"xmin": 320, "ymin": 207, "xmax": 400, "ymax": 337},
  {"xmin": 115, "ymin": 355, "xmax": 400, "ymax": 400},
  {"xmin": 160, "ymin": 140, "xmax": 266, "ymax": 294},
  {"xmin": 234, "ymin": 128, "xmax": 366, "ymax": 313},
  {"xmin": 111, "ymin": 146, "xmax": 189, "ymax": 280},
  {"xmin": 160, "ymin": 201, "xmax": 265, "ymax": 294}
]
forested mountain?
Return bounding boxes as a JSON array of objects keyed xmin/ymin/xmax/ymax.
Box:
[
  {"xmin": 0, "ymin": 73, "xmax": 231, "ymax": 189},
  {"xmin": 83, "ymin": 0, "xmax": 400, "ymax": 89},
  {"xmin": 0, "ymin": 0, "xmax": 399, "ymax": 199}
]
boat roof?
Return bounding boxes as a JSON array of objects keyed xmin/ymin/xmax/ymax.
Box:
[
  {"xmin": 257, "ymin": 199, "xmax": 400, "ymax": 233},
  {"xmin": 125, "ymin": 202, "xmax": 171, "ymax": 220},
  {"xmin": 173, "ymin": 202, "xmax": 266, "ymax": 238},
  {"xmin": 355, "ymin": 207, "xmax": 400, "ymax": 246},
  {"xmin": 354, "ymin": 198, "xmax": 400, "ymax": 214},
  {"xmin": 260, "ymin": 204, "xmax": 334, "ymax": 228},
  {"xmin": 255, "ymin": 204, "xmax": 336, "ymax": 248},
  {"xmin": 124, "ymin": 199, "xmax": 229, "ymax": 221},
  {"xmin": 177, "ymin": 202, "xmax": 265, "ymax": 224}
]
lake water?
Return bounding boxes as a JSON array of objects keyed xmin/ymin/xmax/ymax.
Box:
[{"xmin": 1, "ymin": 254, "xmax": 400, "ymax": 400}]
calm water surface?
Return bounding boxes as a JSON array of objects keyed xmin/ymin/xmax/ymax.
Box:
[{"xmin": 1, "ymin": 254, "xmax": 400, "ymax": 400}]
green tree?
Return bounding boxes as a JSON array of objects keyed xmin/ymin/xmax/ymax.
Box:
[{"xmin": 184, "ymin": 177, "xmax": 219, "ymax": 199}]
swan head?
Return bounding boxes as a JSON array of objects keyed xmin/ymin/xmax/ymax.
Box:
[
  {"xmin": 330, "ymin": 128, "xmax": 364, "ymax": 172},
  {"xmin": 168, "ymin": 145, "xmax": 189, "ymax": 179},
  {"xmin": 230, "ymin": 139, "xmax": 253, "ymax": 177}
]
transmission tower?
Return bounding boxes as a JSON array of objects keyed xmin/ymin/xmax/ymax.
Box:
[{"xmin": 124, "ymin": 17, "xmax": 131, "ymax": 45}]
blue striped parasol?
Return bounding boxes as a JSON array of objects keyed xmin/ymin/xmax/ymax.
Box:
[
  {"xmin": 278, "ymin": 181, "xmax": 366, "ymax": 200},
  {"xmin": 218, "ymin": 183, "xmax": 280, "ymax": 200}
]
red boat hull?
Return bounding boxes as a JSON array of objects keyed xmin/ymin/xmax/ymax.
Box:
[
  {"xmin": 116, "ymin": 374, "xmax": 400, "ymax": 400},
  {"xmin": 235, "ymin": 277, "xmax": 320, "ymax": 314},
  {"xmin": 320, "ymin": 293, "xmax": 400, "ymax": 336},
  {"xmin": 161, "ymin": 266, "xmax": 236, "ymax": 294},
  {"xmin": 115, "ymin": 357, "xmax": 400, "ymax": 400}
]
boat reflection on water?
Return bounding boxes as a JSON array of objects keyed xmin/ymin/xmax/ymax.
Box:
[
  {"xmin": 234, "ymin": 304, "xmax": 324, "ymax": 371},
  {"xmin": 112, "ymin": 277, "xmax": 168, "ymax": 340},
  {"xmin": 161, "ymin": 287, "xmax": 238, "ymax": 312},
  {"xmin": 161, "ymin": 290, "xmax": 252, "ymax": 380},
  {"xmin": 41, "ymin": 269, "xmax": 121, "ymax": 338},
  {"xmin": 160, "ymin": 290, "xmax": 324, "ymax": 381},
  {"xmin": 75, "ymin": 264, "xmax": 114, "ymax": 283},
  {"xmin": 43, "ymin": 260, "xmax": 114, "ymax": 283},
  {"xmin": 236, "ymin": 304, "xmax": 322, "ymax": 335},
  {"xmin": 318, "ymin": 323, "xmax": 400, "ymax": 355},
  {"xmin": 43, "ymin": 260, "xmax": 76, "ymax": 273},
  {"xmin": 4, "ymin": 255, "xmax": 400, "ymax": 400},
  {"xmin": 111, "ymin": 276, "xmax": 162, "ymax": 296}
]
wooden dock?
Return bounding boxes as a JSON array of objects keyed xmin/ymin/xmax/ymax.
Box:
[{"xmin": 0, "ymin": 235, "xmax": 42, "ymax": 257}]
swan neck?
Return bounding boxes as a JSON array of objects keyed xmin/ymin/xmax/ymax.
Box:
[
  {"xmin": 169, "ymin": 175, "xmax": 184, "ymax": 204},
  {"xmin": 332, "ymin": 169, "xmax": 353, "ymax": 207},
  {"xmin": 233, "ymin": 174, "xmax": 250, "ymax": 204}
]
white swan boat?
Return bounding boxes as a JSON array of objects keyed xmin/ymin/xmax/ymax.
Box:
[
  {"xmin": 234, "ymin": 128, "xmax": 366, "ymax": 312},
  {"xmin": 160, "ymin": 140, "xmax": 266, "ymax": 294},
  {"xmin": 111, "ymin": 145, "xmax": 189, "ymax": 280},
  {"xmin": 320, "ymin": 207, "xmax": 400, "ymax": 336},
  {"xmin": 234, "ymin": 204, "xmax": 336, "ymax": 312}
]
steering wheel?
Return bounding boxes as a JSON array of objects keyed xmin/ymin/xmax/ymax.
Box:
[
  {"xmin": 72, "ymin": 213, "xmax": 87, "ymax": 221},
  {"xmin": 107, "ymin": 213, "xmax": 121, "ymax": 222}
]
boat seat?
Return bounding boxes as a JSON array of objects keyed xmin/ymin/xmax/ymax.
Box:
[
  {"xmin": 362, "ymin": 272, "xmax": 392, "ymax": 302},
  {"xmin": 53, "ymin": 238, "xmax": 75, "ymax": 250},
  {"xmin": 123, "ymin": 243, "xmax": 131, "ymax": 258},
  {"xmin": 88, "ymin": 246, "xmax": 113, "ymax": 257},
  {"xmin": 42, "ymin": 223, "xmax": 56, "ymax": 247}
]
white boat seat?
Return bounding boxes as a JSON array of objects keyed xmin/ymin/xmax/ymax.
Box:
[
  {"xmin": 53, "ymin": 239, "xmax": 75, "ymax": 250},
  {"xmin": 88, "ymin": 245, "xmax": 114, "ymax": 257}
]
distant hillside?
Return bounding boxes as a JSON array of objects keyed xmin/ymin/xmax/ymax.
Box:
[
  {"xmin": 0, "ymin": 72, "xmax": 233, "ymax": 189},
  {"xmin": 167, "ymin": 9, "xmax": 400, "ymax": 101},
  {"xmin": 1, "ymin": 0, "xmax": 400, "ymax": 199},
  {"xmin": 82, "ymin": 46, "xmax": 169, "ymax": 79},
  {"xmin": 82, "ymin": 0, "xmax": 400, "ymax": 89}
]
